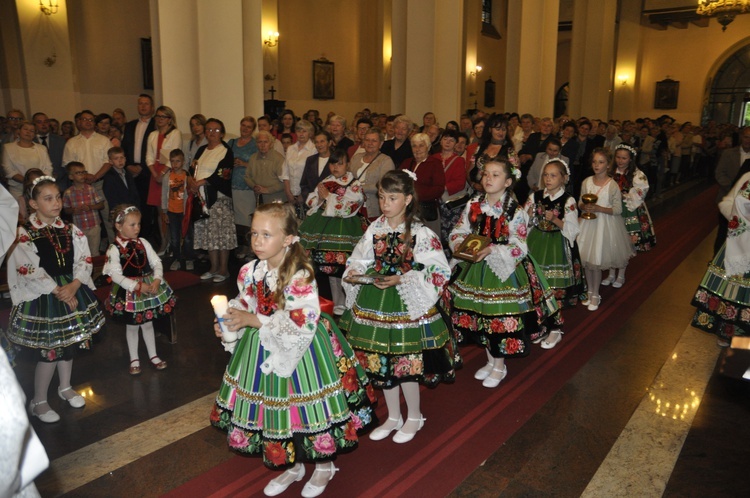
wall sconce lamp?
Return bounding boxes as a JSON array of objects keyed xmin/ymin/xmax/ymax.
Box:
[
  {"xmin": 470, "ymin": 65, "xmax": 483, "ymax": 77},
  {"xmin": 264, "ymin": 31, "xmax": 279, "ymax": 48},
  {"xmin": 39, "ymin": 0, "xmax": 59, "ymax": 15},
  {"xmin": 617, "ymin": 74, "xmax": 629, "ymax": 86}
]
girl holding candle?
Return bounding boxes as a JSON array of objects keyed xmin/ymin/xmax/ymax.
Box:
[{"xmin": 210, "ymin": 202, "xmax": 376, "ymax": 498}]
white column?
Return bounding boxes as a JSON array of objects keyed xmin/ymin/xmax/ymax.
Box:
[
  {"xmin": 568, "ymin": 0, "xmax": 617, "ymax": 119},
  {"xmin": 432, "ymin": 0, "xmax": 463, "ymax": 125},
  {"xmin": 242, "ymin": 0, "xmax": 264, "ymax": 119},
  {"xmin": 402, "ymin": 0, "xmax": 463, "ymax": 123},
  {"xmin": 390, "ymin": 0, "xmax": 407, "ymax": 113},
  {"xmin": 152, "ymin": 0, "xmax": 200, "ymax": 133},
  {"xmin": 153, "ymin": 0, "xmax": 245, "ymax": 134},
  {"xmin": 611, "ymin": 0, "xmax": 641, "ymax": 120},
  {"xmin": 505, "ymin": 0, "xmax": 559, "ymax": 117}
]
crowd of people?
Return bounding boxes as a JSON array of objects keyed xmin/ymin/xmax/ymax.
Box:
[{"xmin": 1, "ymin": 95, "xmax": 749, "ymax": 497}]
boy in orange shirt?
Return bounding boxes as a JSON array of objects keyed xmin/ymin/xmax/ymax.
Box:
[{"xmin": 161, "ymin": 149, "xmax": 194, "ymax": 271}]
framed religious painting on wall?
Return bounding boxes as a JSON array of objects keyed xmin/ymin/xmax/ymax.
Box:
[
  {"xmin": 141, "ymin": 38, "xmax": 153, "ymax": 90},
  {"xmin": 654, "ymin": 79, "xmax": 679, "ymax": 109},
  {"xmin": 484, "ymin": 78, "xmax": 496, "ymax": 108},
  {"xmin": 313, "ymin": 59, "xmax": 335, "ymax": 100}
]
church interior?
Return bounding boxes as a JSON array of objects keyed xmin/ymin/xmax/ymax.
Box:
[{"xmin": 2, "ymin": 0, "xmax": 750, "ymax": 496}]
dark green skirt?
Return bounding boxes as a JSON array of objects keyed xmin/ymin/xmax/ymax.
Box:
[
  {"xmin": 300, "ymin": 211, "xmax": 364, "ymax": 277},
  {"xmin": 527, "ymin": 227, "xmax": 587, "ymax": 309},
  {"xmin": 623, "ymin": 203, "xmax": 656, "ymax": 252},
  {"xmin": 6, "ymin": 274, "xmax": 104, "ymax": 362},
  {"xmin": 448, "ymin": 256, "xmax": 558, "ymax": 358},
  {"xmin": 339, "ymin": 280, "xmax": 455, "ymax": 388},
  {"xmin": 691, "ymin": 244, "xmax": 750, "ymax": 341}
]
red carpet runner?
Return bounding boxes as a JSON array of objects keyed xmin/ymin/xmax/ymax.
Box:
[{"xmin": 165, "ymin": 186, "xmax": 718, "ymax": 497}]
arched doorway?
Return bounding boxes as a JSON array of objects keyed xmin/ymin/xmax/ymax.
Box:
[{"xmin": 704, "ymin": 42, "xmax": 750, "ymax": 125}]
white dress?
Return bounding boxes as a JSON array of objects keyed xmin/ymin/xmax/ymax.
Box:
[{"xmin": 577, "ymin": 176, "xmax": 635, "ymax": 269}]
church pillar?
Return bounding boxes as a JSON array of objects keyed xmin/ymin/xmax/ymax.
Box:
[
  {"xmin": 567, "ymin": 0, "xmax": 617, "ymax": 119},
  {"xmin": 611, "ymin": 0, "xmax": 641, "ymax": 120},
  {"xmin": 390, "ymin": 0, "xmax": 407, "ymax": 114},
  {"xmin": 152, "ymin": 0, "xmax": 245, "ymax": 134},
  {"xmin": 504, "ymin": 0, "xmax": 559, "ymax": 118},
  {"xmin": 402, "ymin": 0, "xmax": 463, "ymax": 124},
  {"xmin": 242, "ymin": 0, "xmax": 264, "ymax": 119}
]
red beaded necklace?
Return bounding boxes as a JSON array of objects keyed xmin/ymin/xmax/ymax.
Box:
[
  {"xmin": 43, "ymin": 225, "xmax": 72, "ymax": 254},
  {"xmin": 118, "ymin": 237, "xmax": 148, "ymax": 271}
]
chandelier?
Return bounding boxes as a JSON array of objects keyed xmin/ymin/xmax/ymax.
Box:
[{"xmin": 696, "ymin": 0, "xmax": 750, "ymax": 31}]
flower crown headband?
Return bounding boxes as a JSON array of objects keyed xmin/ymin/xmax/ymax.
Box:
[
  {"xmin": 30, "ymin": 175, "xmax": 56, "ymax": 196},
  {"xmin": 543, "ymin": 157, "xmax": 570, "ymax": 177},
  {"xmin": 115, "ymin": 206, "xmax": 140, "ymax": 224},
  {"xmin": 615, "ymin": 143, "xmax": 637, "ymax": 157}
]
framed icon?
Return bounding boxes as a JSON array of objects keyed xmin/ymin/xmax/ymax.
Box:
[
  {"xmin": 654, "ymin": 79, "xmax": 679, "ymax": 110},
  {"xmin": 453, "ymin": 234, "xmax": 491, "ymax": 262},
  {"xmin": 313, "ymin": 59, "xmax": 335, "ymax": 100},
  {"xmin": 484, "ymin": 78, "xmax": 496, "ymax": 108}
]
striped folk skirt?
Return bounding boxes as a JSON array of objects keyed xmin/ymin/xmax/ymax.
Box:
[
  {"xmin": 211, "ymin": 314, "xmax": 377, "ymax": 469},
  {"xmin": 6, "ymin": 274, "xmax": 105, "ymax": 362}
]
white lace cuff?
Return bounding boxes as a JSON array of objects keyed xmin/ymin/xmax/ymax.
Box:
[
  {"xmin": 257, "ymin": 312, "xmax": 315, "ymax": 378},
  {"xmin": 396, "ymin": 271, "xmax": 433, "ymax": 320},
  {"xmin": 343, "ymin": 262, "xmax": 368, "ymax": 309},
  {"xmin": 484, "ymin": 245, "xmax": 518, "ymax": 282},
  {"xmin": 623, "ymin": 191, "xmax": 642, "ymax": 212}
]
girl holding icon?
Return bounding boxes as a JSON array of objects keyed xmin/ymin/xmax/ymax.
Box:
[
  {"xmin": 210, "ymin": 202, "xmax": 376, "ymax": 498},
  {"xmin": 447, "ymin": 160, "xmax": 558, "ymax": 387}
]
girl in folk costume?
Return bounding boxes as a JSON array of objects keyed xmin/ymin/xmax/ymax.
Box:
[
  {"xmin": 577, "ymin": 148, "xmax": 636, "ymax": 311},
  {"xmin": 601, "ymin": 143, "xmax": 657, "ymax": 289},
  {"xmin": 691, "ymin": 172, "xmax": 750, "ymax": 346},
  {"xmin": 447, "ymin": 160, "xmax": 558, "ymax": 388},
  {"xmin": 211, "ymin": 203, "xmax": 376, "ymax": 498},
  {"xmin": 339, "ymin": 169, "xmax": 455, "ymax": 444},
  {"xmin": 6, "ymin": 176, "xmax": 104, "ymax": 423},
  {"xmin": 299, "ymin": 149, "xmax": 365, "ymax": 315},
  {"xmin": 104, "ymin": 205, "xmax": 176, "ymax": 375},
  {"xmin": 524, "ymin": 158, "xmax": 586, "ymax": 349}
]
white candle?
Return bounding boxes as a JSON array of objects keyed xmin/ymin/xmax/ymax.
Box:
[{"xmin": 211, "ymin": 295, "xmax": 237, "ymax": 343}]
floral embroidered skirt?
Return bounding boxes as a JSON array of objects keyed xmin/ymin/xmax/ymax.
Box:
[
  {"xmin": 6, "ymin": 274, "xmax": 105, "ymax": 362},
  {"xmin": 691, "ymin": 244, "xmax": 750, "ymax": 341},
  {"xmin": 527, "ymin": 228, "xmax": 587, "ymax": 309},
  {"xmin": 338, "ymin": 283, "xmax": 456, "ymax": 389},
  {"xmin": 105, "ymin": 275, "xmax": 176, "ymax": 325},
  {"xmin": 623, "ymin": 203, "xmax": 656, "ymax": 252},
  {"xmin": 193, "ymin": 197, "xmax": 238, "ymax": 251},
  {"xmin": 299, "ymin": 212, "xmax": 365, "ymax": 277},
  {"xmin": 447, "ymin": 257, "xmax": 558, "ymax": 358},
  {"xmin": 211, "ymin": 314, "xmax": 376, "ymax": 469}
]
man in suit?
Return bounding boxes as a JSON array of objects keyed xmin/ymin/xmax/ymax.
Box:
[
  {"xmin": 713, "ymin": 126, "xmax": 750, "ymax": 254},
  {"xmin": 300, "ymin": 130, "xmax": 335, "ymax": 200},
  {"xmin": 32, "ymin": 112, "xmax": 68, "ymax": 190},
  {"xmin": 121, "ymin": 94, "xmax": 157, "ymax": 241}
]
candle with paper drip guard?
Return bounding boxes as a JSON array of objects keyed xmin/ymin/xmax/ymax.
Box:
[{"xmin": 211, "ymin": 295, "xmax": 237, "ymax": 343}]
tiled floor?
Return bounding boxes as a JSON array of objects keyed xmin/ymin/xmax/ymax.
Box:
[{"xmin": 11, "ymin": 179, "xmax": 750, "ymax": 497}]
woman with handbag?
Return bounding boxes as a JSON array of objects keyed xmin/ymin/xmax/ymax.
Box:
[
  {"xmin": 189, "ymin": 118, "xmax": 236, "ymax": 283},
  {"xmin": 349, "ymin": 127, "xmax": 394, "ymax": 220},
  {"xmin": 400, "ymin": 133, "xmax": 445, "ymax": 236},
  {"xmin": 432, "ymin": 129, "xmax": 469, "ymax": 256}
]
